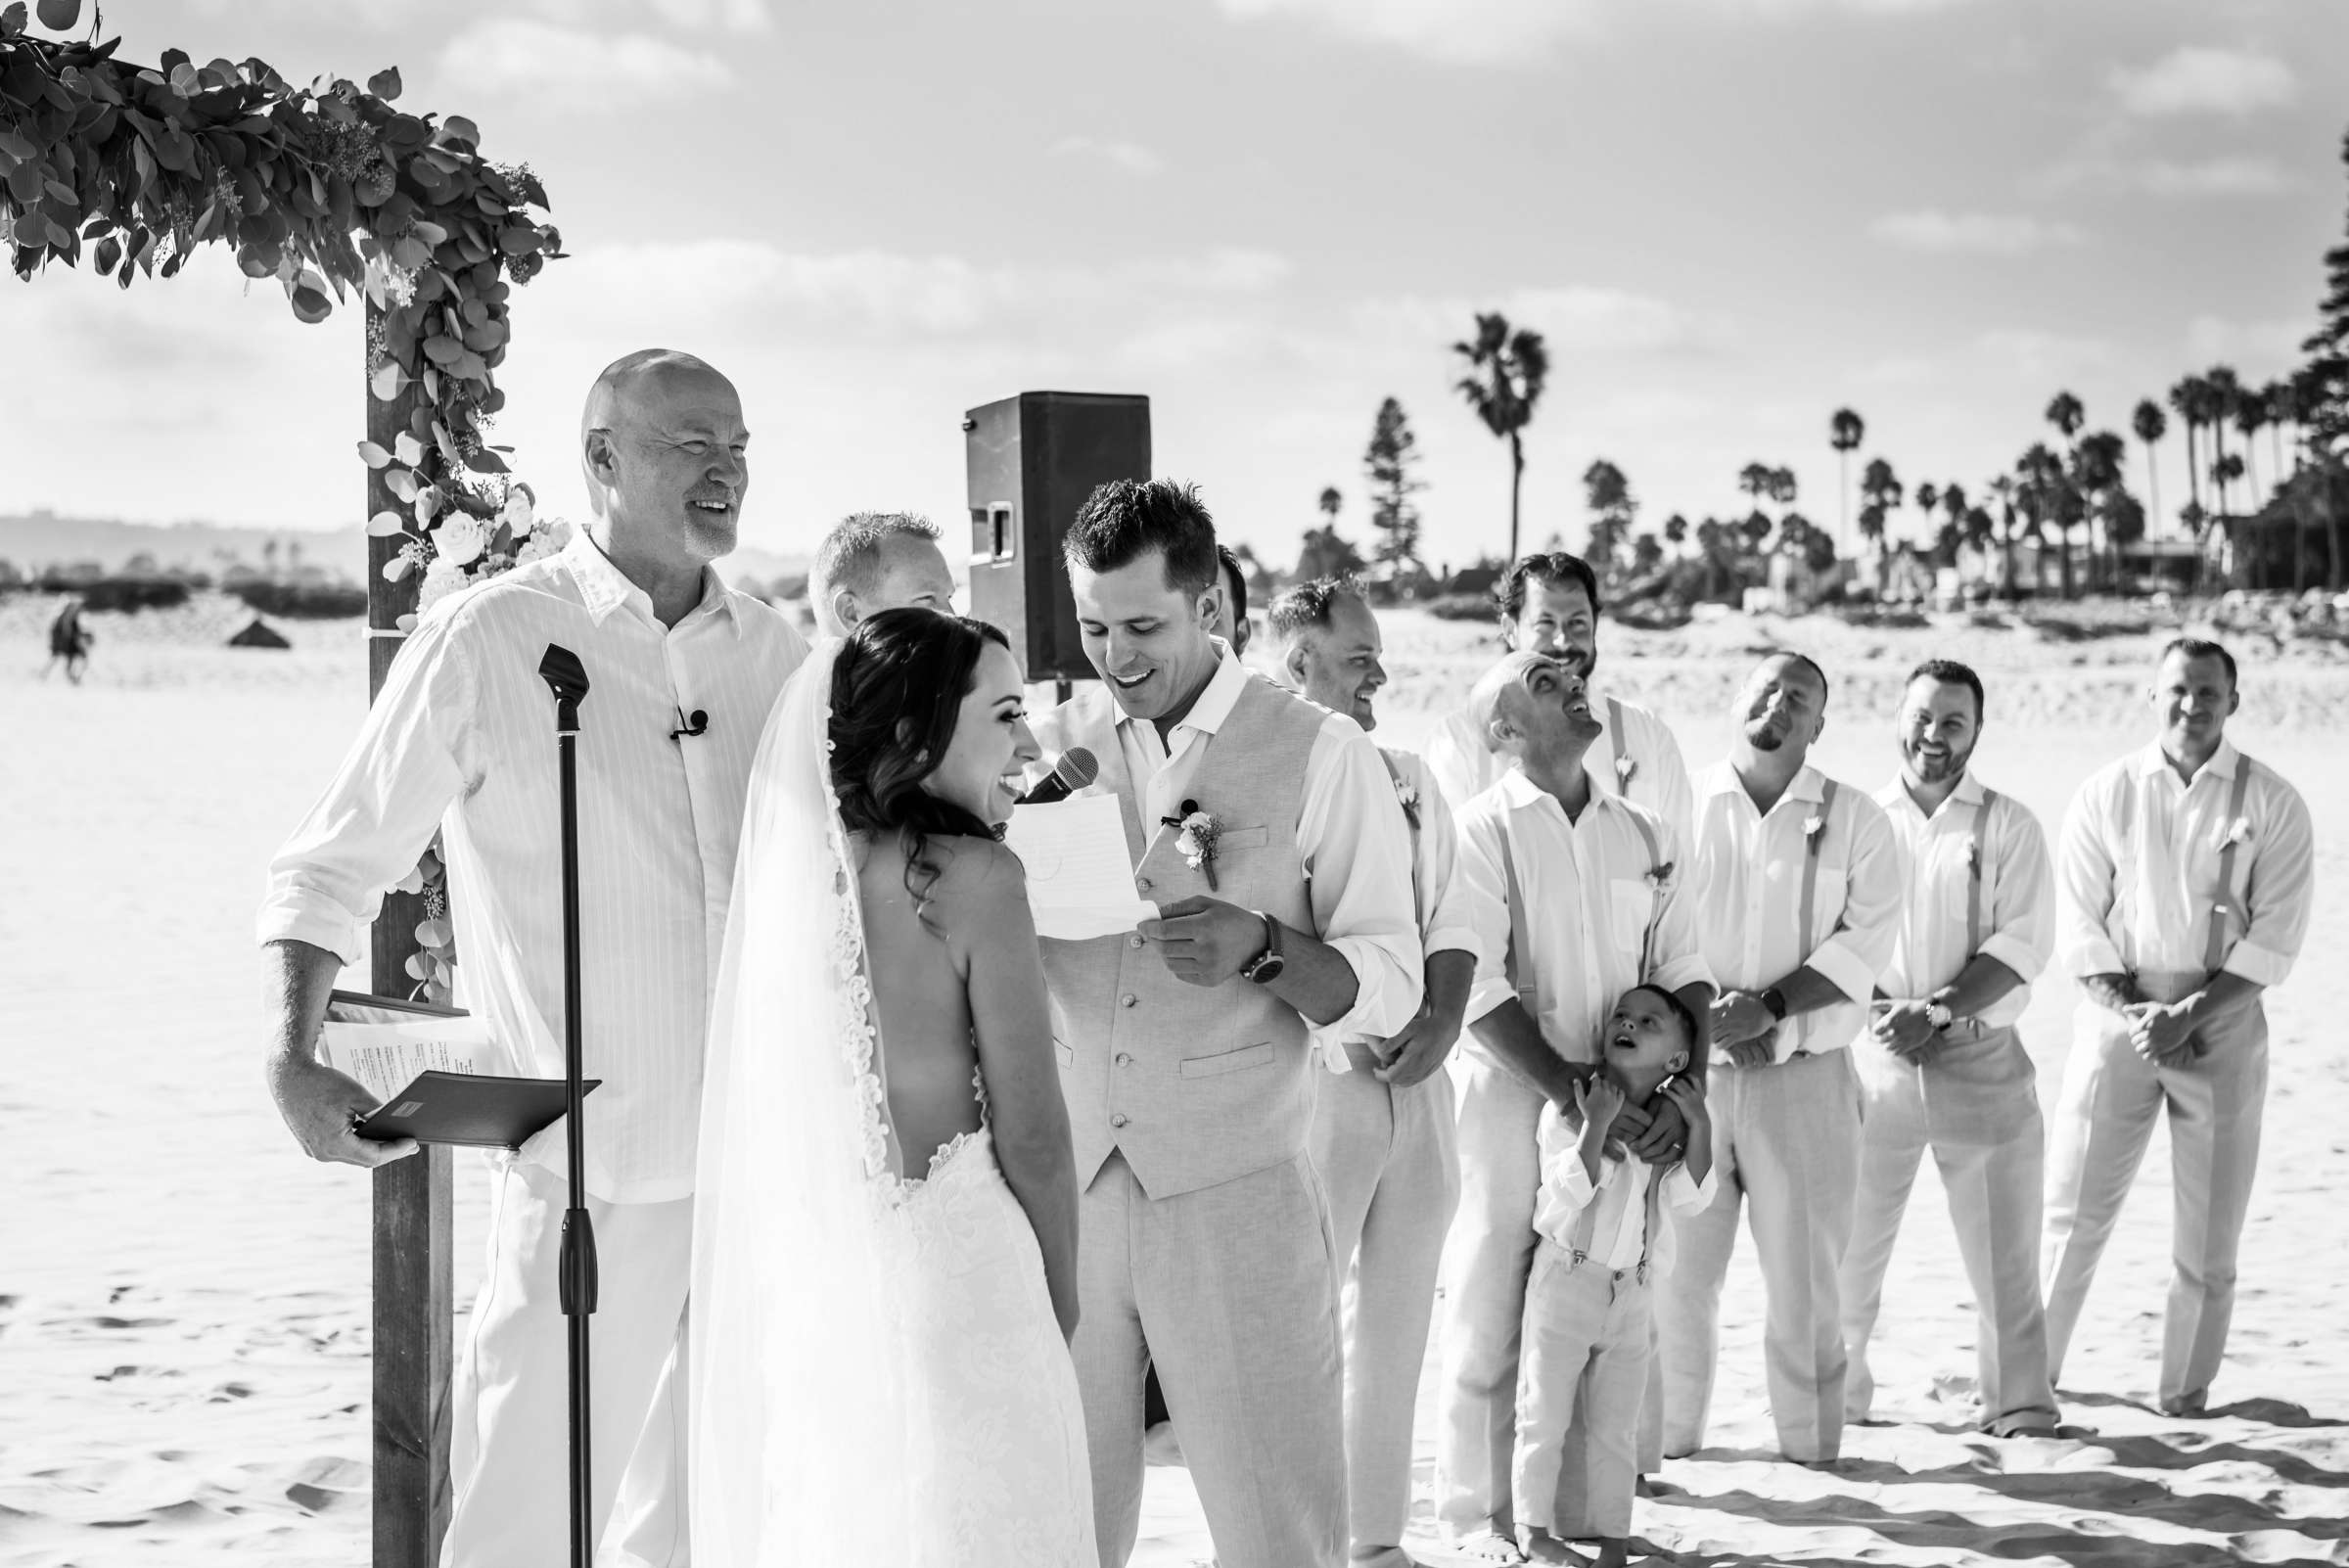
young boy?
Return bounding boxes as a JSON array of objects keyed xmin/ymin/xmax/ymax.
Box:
[{"xmin": 1514, "ymin": 986, "xmax": 1716, "ymax": 1566}]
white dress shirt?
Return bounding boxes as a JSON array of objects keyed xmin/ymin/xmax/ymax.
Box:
[
  {"xmin": 1113, "ymin": 651, "xmax": 1423, "ymax": 1069},
  {"xmin": 1690, "ymin": 761, "xmax": 1902, "ymax": 1061},
  {"xmin": 1457, "ymin": 769, "xmax": 1713, "ymax": 1065},
  {"xmin": 1427, "ymin": 684, "xmax": 1693, "ymax": 840},
  {"xmin": 1383, "ymin": 746, "xmax": 1480, "ymax": 962},
  {"xmin": 1873, "ymin": 770, "xmax": 2055, "ymax": 1030},
  {"xmin": 2058, "ymin": 740, "xmax": 2315, "ymax": 989},
  {"xmin": 1534, "ymin": 1104, "xmax": 1718, "ymax": 1273},
  {"xmin": 258, "ymin": 532, "xmax": 808, "ymax": 1201}
]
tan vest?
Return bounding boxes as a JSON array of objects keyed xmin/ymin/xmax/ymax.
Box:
[{"xmin": 1032, "ymin": 677, "xmax": 1326, "ymax": 1198}]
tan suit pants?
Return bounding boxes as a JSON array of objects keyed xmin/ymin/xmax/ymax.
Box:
[
  {"xmin": 441, "ymin": 1160, "xmax": 693, "ymax": 1568},
  {"xmin": 1513, "ymin": 1244, "xmax": 1651, "ymax": 1541},
  {"xmin": 1311, "ymin": 1065, "xmax": 1459, "ymax": 1563},
  {"xmin": 2042, "ymin": 972, "xmax": 2269, "ymax": 1409},
  {"xmin": 1655, "ymin": 1049, "xmax": 1862, "ymax": 1462},
  {"xmin": 1840, "ymin": 1024, "xmax": 2057, "ymax": 1430},
  {"xmin": 1075, "ymin": 1151, "xmax": 1347, "ymax": 1568}
]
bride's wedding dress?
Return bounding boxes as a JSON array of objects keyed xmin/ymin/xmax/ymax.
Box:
[{"xmin": 689, "ymin": 641, "xmax": 1094, "ymax": 1566}]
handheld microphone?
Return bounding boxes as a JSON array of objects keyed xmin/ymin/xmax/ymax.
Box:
[
  {"xmin": 670, "ymin": 708, "xmax": 710, "ymax": 740},
  {"xmin": 1017, "ymin": 747, "xmax": 1099, "ymax": 807}
]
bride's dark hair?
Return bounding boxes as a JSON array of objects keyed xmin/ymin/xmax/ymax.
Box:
[{"xmin": 830, "ymin": 606, "xmax": 1014, "ymax": 926}]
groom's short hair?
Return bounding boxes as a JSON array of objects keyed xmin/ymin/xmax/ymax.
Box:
[{"xmin": 1064, "ymin": 479, "xmax": 1220, "ymax": 596}]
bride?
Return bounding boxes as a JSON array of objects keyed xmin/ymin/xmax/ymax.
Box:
[{"xmin": 690, "ymin": 607, "xmax": 1095, "ymax": 1564}]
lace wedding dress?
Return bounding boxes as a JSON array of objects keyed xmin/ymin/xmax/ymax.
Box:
[{"xmin": 689, "ymin": 640, "xmax": 1095, "ymax": 1566}]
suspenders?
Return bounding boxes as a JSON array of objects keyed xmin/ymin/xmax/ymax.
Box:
[
  {"xmin": 1965, "ymin": 787, "xmax": 2000, "ymax": 957},
  {"xmin": 1624, "ymin": 810, "xmax": 1666, "ymax": 977},
  {"xmin": 1562, "ymin": 1158, "xmax": 1670, "ymax": 1282},
  {"xmin": 2202, "ymin": 761, "xmax": 2257, "ymax": 975},
  {"xmin": 1797, "ymin": 779, "xmax": 1843, "ymax": 952},
  {"xmin": 1497, "ymin": 798, "xmax": 1670, "ymax": 997}
]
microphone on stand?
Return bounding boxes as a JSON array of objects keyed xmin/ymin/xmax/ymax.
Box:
[
  {"xmin": 1018, "ymin": 747, "xmax": 1099, "ymax": 807},
  {"xmin": 670, "ymin": 708, "xmax": 710, "ymax": 740}
]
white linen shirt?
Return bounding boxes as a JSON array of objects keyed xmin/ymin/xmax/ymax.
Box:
[
  {"xmin": 1873, "ymin": 771, "xmax": 2055, "ymax": 1030},
  {"xmin": 1457, "ymin": 769, "xmax": 1713, "ymax": 1065},
  {"xmin": 1427, "ymin": 684, "xmax": 1693, "ymax": 841},
  {"xmin": 1383, "ymin": 746, "xmax": 1480, "ymax": 962},
  {"xmin": 1689, "ymin": 761, "xmax": 1902, "ymax": 1061},
  {"xmin": 1112, "ymin": 652, "xmax": 1422, "ymax": 1070},
  {"xmin": 258, "ymin": 532, "xmax": 808, "ymax": 1202},
  {"xmin": 1534, "ymin": 1103, "xmax": 1718, "ymax": 1273},
  {"xmin": 2058, "ymin": 740, "xmax": 2315, "ymax": 989}
]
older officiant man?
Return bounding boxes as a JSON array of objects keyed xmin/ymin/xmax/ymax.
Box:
[
  {"xmin": 1032, "ymin": 480, "xmax": 1420, "ymax": 1568},
  {"xmin": 259, "ymin": 349, "xmax": 806, "ymax": 1568}
]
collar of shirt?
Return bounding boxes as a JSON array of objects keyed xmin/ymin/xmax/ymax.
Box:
[
  {"xmin": 1877, "ymin": 767, "xmax": 1986, "ymax": 824},
  {"xmin": 1700, "ymin": 759, "xmax": 1826, "ymax": 816},
  {"xmin": 563, "ymin": 530, "xmax": 744, "ymax": 638},
  {"xmin": 1116, "ymin": 641, "xmax": 1249, "ymax": 761},
  {"xmin": 1495, "ymin": 763, "xmax": 1632, "ymax": 827},
  {"xmin": 2131, "ymin": 737, "xmax": 2239, "ymax": 787}
]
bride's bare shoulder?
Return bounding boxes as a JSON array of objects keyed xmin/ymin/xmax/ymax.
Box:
[{"xmin": 924, "ymin": 835, "xmax": 1029, "ymax": 911}]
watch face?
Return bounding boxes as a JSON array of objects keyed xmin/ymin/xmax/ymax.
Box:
[{"xmin": 1248, "ymin": 952, "xmax": 1286, "ymax": 984}]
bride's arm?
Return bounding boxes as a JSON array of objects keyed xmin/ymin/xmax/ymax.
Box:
[{"xmin": 959, "ymin": 842, "xmax": 1083, "ymax": 1342}]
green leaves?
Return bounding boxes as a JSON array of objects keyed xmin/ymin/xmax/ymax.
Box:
[{"xmin": 366, "ymin": 66, "xmax": 399, "ymax": 102}]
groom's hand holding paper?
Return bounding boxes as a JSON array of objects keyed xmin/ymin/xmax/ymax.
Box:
[
  {"xmin": 1138, "ymin": 896, "xmax": 1265, "ymax": 986},
  {"xmin": 1003, "ymin": 793, "xmax": 1157, "ymax": 941}
]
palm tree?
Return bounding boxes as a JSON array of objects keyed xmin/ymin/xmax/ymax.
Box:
[
  {"xmin": 2132, "ymin": 399, "xmax": 2167, "ymax": 537},
  {"xmin": 1829, "ymin": 408, "xmax": 1865, "ymax": 551},
  {"xmin": 2233, "ymin": 385, "xmax": 2268, "ymax": 502},
  {"xmin": 1318, "ymin": 485, "xmax": 1341, "ymax": 526},
  {"xmin": 2211, "ymin": 451, "xmax": 2245, "ymax": 521},
  {"xmin": 2263, "ymin": 377, "xmax": 2297, "ymax": 480},
  {"xmin": 1986, "ymin": 473, "xmax": 2021, "ymax": 597},
  {"xmin": 1452, "ymin": 313, "xmax": 1550, "ymax": 563},
  {"xmin": 1858, "ymin": 457, "xmax": 1902, "ymax": 593},
  {"xmin": 1916, "ymin": 481, "xmax": 1940, "ymax": 527},
  {"xmin": 2168, "ymin": 375, "xmax": 2208, "ymax": 529},
  {"xmin": 1737, "ymin": 461, "xmax": 1777, "ymax": 523},
  {"xmin": 1663, "ymin": 512, "xmax": 1688, "ymax": 549},
  {"xmin": 2017, "ymin": 442, "xmax": 2070, "ymax": 597},
  {"xmin": 2205, "ymin": 365, "xmax": 2242, "ymax": 515},
  {"xmin": 2075, "ymin": 429, "xmax": 2130, "ymax": 590}
]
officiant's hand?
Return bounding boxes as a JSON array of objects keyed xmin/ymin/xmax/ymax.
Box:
[
  {"xmin": 268, "ymin": 1053, "xmax": 419, "ymax": 1168},
  {"xmin": 1139, "ymin": 896, "xmax": 1267, "ymax": 987}
]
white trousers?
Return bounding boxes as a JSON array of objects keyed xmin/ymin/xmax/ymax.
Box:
[
  {"xmin": 441, "ymin": 1159, "xmax": 693, "ymax": 1568},
  {"xmin": 1513, "ymin": 1244, "xmax": 1651, "ymax": 1541},
  {"xmin": 1075, "ymin": 1151, "xmax": 1348, "ymax": 1568},
  {"xmin": 1655, "ymin": 1050, "xmax": 1862, "ymax": 1463},
  {"xmin": 2043, "ymin": 973, "xmax": 2269, "ymax": 1410},
  {"xmin": 1840, "ymin": 1024, "xmax": 2057, "ymax": 1430},
  {"xmin": 1310, "ymin": 1065, "xmax": 1459, "ymax": 1562}
]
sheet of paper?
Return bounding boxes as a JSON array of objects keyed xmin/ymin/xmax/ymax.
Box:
[
  {"xmin": 320, "ymin": 1014, "xmax": 504, "ymax": 1104},
  {"xmin": 1005, "ymin": 793, "xmax": 1159, "ymax": 941}
]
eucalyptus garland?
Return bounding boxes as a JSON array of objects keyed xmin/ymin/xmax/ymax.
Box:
[{"xmin": 2, "ymin": 1, "xmax": 567, "ymax": 1002}]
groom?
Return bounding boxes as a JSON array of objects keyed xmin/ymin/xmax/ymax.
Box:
[{"xmin": 1032, "ymin": 479, "xmax": 1422, "ymax": 1568}]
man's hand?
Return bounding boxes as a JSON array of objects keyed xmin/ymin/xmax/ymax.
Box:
[
  {"xmin": 1726, "ymin": 1038, "xmax": 1776, "ymax": 1070},
  {"xmin": 1375, "ymin": 1002, "xmax": 1463, "ymax": 1087},
  {"xmin": 2127, "ymin": 1000, "xmax": 2199, "ymax": 1067},
  {"xmin": 267, "ymin": 1053, "xmax": 418, "ymax": 1168},
  {"xmin": 1712, "ymin": 990, "xmax": 1777, "ymax": 1047},
  {"xmin": 1139, "ymin": 896, "xmax": 1269, "ymax": 988},
  {"xmin": 1624, "ymin": 1086, "xmax": 1687, "ymax": 1162},
  {"xmin": 1873, "ymin": 1000, "xmax": 1943, "ymax": 1064}
]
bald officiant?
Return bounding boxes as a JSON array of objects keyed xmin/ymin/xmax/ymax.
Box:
[
  {"xmin": 1032, "ymin": 480, "xmax": 1420, "ymax": 1568},
  {"xmin": 259, "ymin": 350, "xmax": 806, "ymax": 1567}
]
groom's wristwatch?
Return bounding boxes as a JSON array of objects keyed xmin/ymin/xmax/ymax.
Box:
[
  {"xmin": 1241, "ymin": 912, "xmax": 1286, "ymax": 985},
  {"xmin": 1924, "ymin": 999, "xmax": 1956, "ymax": 1033},
  {"xmin": 1759, "ymin": 986, "xmax": 1788, "ymax": 1022}
]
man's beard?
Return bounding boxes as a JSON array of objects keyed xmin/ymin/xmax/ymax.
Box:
[
  {"xmin": 1909, "ymin": 742, "xmax": 1970, "ymax": 783},
  {"xmin": 1745, "ymin": 719, "xmax": 1784, "ymax": 752}
]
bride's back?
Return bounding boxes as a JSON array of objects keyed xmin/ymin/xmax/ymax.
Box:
[{"xmin": 853, "ymin": 827, "xmax": 1007, "ymax": 1177}]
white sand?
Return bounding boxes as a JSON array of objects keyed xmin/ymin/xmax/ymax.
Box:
[{"xmin": 2, "ymin": 600, "xmax": 2343, "ymax": 1567}]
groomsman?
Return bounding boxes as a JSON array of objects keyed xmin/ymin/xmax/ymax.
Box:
[
  {"xmin": 1438, "ymin": 651, "xmax": 1714, "ymax": 1561},
  {"xmin": 1425, "ymin": 551, "xmax": 1692, "ymax": 839},
  {"xmin": 1838, "ymin": 660, "xmax": 2060, "ymax": 1438},
  {"xmin": 1660, "ymin": 652, "xmax": 1901, "ymax": 1464},
  {"xmin": 2043, "ymin": 637, "xmax": 2314, "ymax": 1414},
  {"xmin": 1272, "ymin": 578, "xmax": 1477, "ymax": 1568},
  {"xmin": 806, "ymin": 509, "xmax": 955, "ymax": 637},
  {"xmin": 1032, "ymin": 480, "xmax": 1422, "ymax": 1568}
]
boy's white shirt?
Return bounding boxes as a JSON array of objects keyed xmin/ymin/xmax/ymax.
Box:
[{"xmin": 1533, "ymin": 1101, "xmax": 1718, "ymax": 1275}]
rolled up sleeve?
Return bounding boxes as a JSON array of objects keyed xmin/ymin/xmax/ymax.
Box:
[
  {"xmin": 1299, "ymin": 717, "xmax": 1425, "ymax": 1070},
  {"xmin": 1407, "ymin": 758, "xmax": 1481, "ymax": 959},
  {"xmin": 2057, "ymin": 778, "xmax": 2129, "ymax": 979},
  {"xmin": 2222, "ymin": 779, "xmax": 2315, "ymax": 988},
  {"xmin": 1455, "ymin": 802, "xmax": 1518, "ymax": 1024},
  {"xmin": 1976, "ymin": 797, "xmax": 2056, "ymax": 985},
  {"xmin": 256, "ymin": 610, "xmax": 477, "ymax": 966},
  {"xmin": 1806, "ymin": 797, "xmax": 1902, "ymax": 1003}
]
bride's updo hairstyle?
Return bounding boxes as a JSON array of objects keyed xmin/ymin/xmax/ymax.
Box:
[{"xmin": 830, "ymin": 606, "xmax": 1013, "ymax": 923}]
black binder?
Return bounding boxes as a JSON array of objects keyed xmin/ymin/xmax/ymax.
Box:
[{"xmin": 354, "ymin": 1069, "xmax": 599, "ymax": 1150}]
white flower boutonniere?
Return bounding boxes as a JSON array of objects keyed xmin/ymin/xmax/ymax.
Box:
[
  {"xmin": 1161, "ymin": 798, "xmax": 1222, "ymax": 891},
  {"xmin": 2223, "ymin": 816, "xmax": 2253, "ymax": 849},
  {"xmin": 1803, "ymin": 813, "xmax": 1825, "ymax": 840},
  {"xmin": 1966, "ymin": 839, "xmax": 1983, "ymax": 876},
  {"xmin": 1646, "ymin": 860, "xmax": 1675, "ymax": 893},
  {"xmin": 1395, "ymin": 776, "xmax": 1422, "ymax": 832},
  {"xmin": 1616, "ymin": 753, "xmax": 1638, "ymax": 788}
]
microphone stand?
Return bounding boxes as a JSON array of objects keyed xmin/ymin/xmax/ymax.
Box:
[{"xmin": 536, "ymin": 644, "xmax": 596, "ymax": 1568}]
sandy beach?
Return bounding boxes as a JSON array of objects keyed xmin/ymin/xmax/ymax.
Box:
[{"xmin": 3, "ymin": 595, "xmax": 2345, "ymax": 1567}]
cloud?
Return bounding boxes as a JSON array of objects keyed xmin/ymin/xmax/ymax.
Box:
[
  {"xmin": 2138, "ymin": 157, "xmax": 2294, "ymax": 197},
  {"xmin": 1869, "ymin": 210, "xmax": 2084, "ymax": 256},
  {"xmin": 438, "ymin": 19, "xmax": 731, "ymax": 106},
  {"xmin": 1050, "ymin": 136, "xmax": 1166, "ymax": 177},
  {"xmin": 1213, "ymin": 0, "xmax": 1979, "ymax": 65},
  {"xmin": 1974, "ymin": 328, "xmax": 2111, "ymax": 378},
  {"xmin": 2111, "ymin": 47, "xmax": 2295, "ymax": 118},
  {"xmin": 2186, "ymin": 315, "xmax": 2312, "ymax": 370},
  {"xmin": 1359, "ymin": 286, "xmax": 1718, "ymax": 356},
  {"xmin": 643, "ymin": 0, "xmax": 772, "ymax": 30}
]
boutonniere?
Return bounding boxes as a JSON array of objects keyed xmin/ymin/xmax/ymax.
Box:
[
  {"xmin": 1616, "ymin": 754, "xmax": 1638, "ymax": 788},
  {"xmin": 1160, "ymin": 799, "xmax": 1222, "ymax": 891},
  {"xmin": 2223, "ymin": 816, "xmax": 2253, "ymax": 848},
  {"xmin": 1965, "ymin": 839, "xmax": 1983, "ymax": 876},
  {"xmin": 1803, "ymin": 813, "xmax": 1825, "ymax": 841},
  {"xmin": 1646, "ymin": 860, "xmax": 1675, "ymax": 893},
  {"xmin": 1394, "ymin": 776, "xmax": 1422, "ymax": 831}
]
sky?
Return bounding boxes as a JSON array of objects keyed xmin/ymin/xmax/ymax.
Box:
[{"xmin": 2, "ymin": 0, "xmax": 2344, "ymax": 573}]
